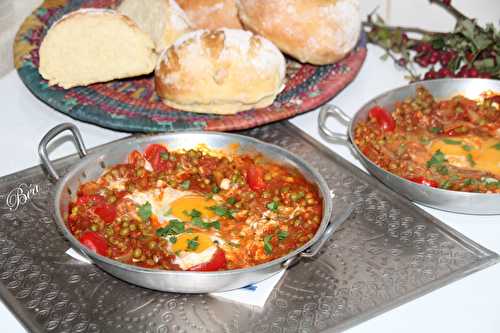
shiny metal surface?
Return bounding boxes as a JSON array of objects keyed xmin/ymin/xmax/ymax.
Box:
[
  {"xmin": 319, "ymin": 78, "xmax": 500, "ymax": 215},
  {"xmin": 38, "ymin": 124, "xmax": 339, "ymax": 293},
  {"xmin": 0, "ymin": 121, "xmax": 498, "ymax": 333}
]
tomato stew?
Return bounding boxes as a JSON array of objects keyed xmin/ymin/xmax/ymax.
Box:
[
  {"xmin": 354, "ymin": 86, "xmax": 500, "ymax": 193},
  {"xmin": 67, "ymin": 145, "xmax": 323, "ymax": 271}
]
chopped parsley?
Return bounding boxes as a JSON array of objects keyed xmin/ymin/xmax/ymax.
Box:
[
  {"xmin": 466, "ymin": 153, "xmax": 476, "ymax": 167},
  {"xmin": 491, "ymin": 142, "xmax": 500, "ymax": 150},
  {"xmin": 187, "ymin": 236, "xmax": 199, "ymax": 251},
  {"xmin": 440, "ymin": 180, "xmax": 451, "ymax": 189},
  {"xmin": 169, "ymin": 236, "xmax": 177, "ymax": 244},
  {"xmin": 160, "ymin": 152, "xmax": 169, "ymax": 160},
  {"xmin": 208, "ymin": 205, "xmax": 234, "ymax": 219},
  {"xmin": 263, "ymin": 235, "xmax": 273, "ymax": 254},
  {"xmin": 462, "ymin": 144, "xmax": 474, "ymax": 152},
  {"xmin": 442, "ymin": 138, "xmax": 462, "ymax": 145},
  {"xmin": 191, "ymin": 217, "xmax": 221, "ymax": 230},
  {"xmin": 180, "ymin": 180, "xmax": 191, "ymax": 190},
  {"xmin": 266, "ymin": 201, "xmax": 279, "ymax": 212},
  {"xmin": 211, "ymin": 185, "xmax": 220, "ymax": 193},
  {"xmin": 184, "ymin": 209, "xmax": 201, "ymax": 218},
  {"xmin": 427, "ymin": 150, "xmax": 447, "ymax": 168},
  {"xmin": 226, "ymin": 197, "xmax": 237, "ymax": 205},
  {"xmin": 429, "ymin": 127, "xmax": 442, "ymax": 134},
  {"xmin": 138, "ymin": 201, "xmax": 152, "ymax": 221},
  {"xmin": 463, "ymin": 178, "xmax": 475, "ymax": 186},
  {"xmin": 156, "ymin": 219, "xmax": 185, "ymax": 236},
  {"xmin": 436, "ymin": 165, "xmax": 449, "ymax": 175},
  {"xmin": 278, "ymin": 230, "xmax": 288, "ymax": 241}
]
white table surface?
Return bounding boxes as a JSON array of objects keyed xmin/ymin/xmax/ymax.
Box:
[{"xmin": 1, "ymin": 2, "xmax": 500, "ymax": 332}]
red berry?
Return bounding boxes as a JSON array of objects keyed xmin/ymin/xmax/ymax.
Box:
[
  {"xmin": 424, "ymin": 70, "xmax": 437, "ymax": 80},
  {"xmin": 479, "ymin": 72, "xmax": 492, "ymax": 79},
  {"xmin": 438, "ymin": 67, "xmax": 454, "ymax": 78},
  {"xmin": 443, "ymin": 0, "xmax": 451, "ymax": 6},
  {"xmin": 465, "ymin": 52, "xmax": 475, "ymax": 63},
  {"xmin": 429, "ymin": 51, "xmax": 440, "ymax": 64},
  {"xmin": 401, "ymin": 33, "xmax": 409, "ymax": 43}
]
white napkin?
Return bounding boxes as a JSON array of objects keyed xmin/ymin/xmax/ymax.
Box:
[{"xmin": 65, "ymin": 248, "xmax": 284, "ymax": 307}]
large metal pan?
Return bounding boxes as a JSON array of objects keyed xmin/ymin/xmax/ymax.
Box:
[
  {"xmin": 319, "ymin": 78, "xmax": 500, "ymax": 215},
  {"xmin": 38, "ymin": 123, "xmax": 352, "ymax": 293}
]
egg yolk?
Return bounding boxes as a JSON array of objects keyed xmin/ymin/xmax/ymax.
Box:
[
  {"xmin": 429, "ymin": 136, "xmax": 500, "ymax": 176},
  {"xmin": 170, "ymin": 195, "xmax": 216, "ymax": 220},
  {"xmin": 171, "ymin": 233, "xmax": 214, "ymax": 253}
]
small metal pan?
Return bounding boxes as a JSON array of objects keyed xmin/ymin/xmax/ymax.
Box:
[
  {"xmin": 39, "ymin": 123, "xmax": 352, "ymax": 293},
  {"xmin": 318, "ymin": 78, "xmax": 500, "ymax": 215}
]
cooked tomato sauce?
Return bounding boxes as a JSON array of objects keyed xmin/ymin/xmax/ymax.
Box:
[
  {"xmin": 354, "ymin": 87, "xmax": 500, "ymax": 193},
  {"xmin": 67, "ymin": 144, "xmax": 323, "ymax": 271}
]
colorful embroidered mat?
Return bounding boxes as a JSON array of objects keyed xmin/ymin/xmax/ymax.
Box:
[{"xmin": 14, "ymin": 0, "xmax": 367, "ymax": 133}]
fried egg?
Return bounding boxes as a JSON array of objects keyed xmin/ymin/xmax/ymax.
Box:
[
  {"xmin": 168, "ymin": 232, "xmax": 224, "ymax": 270},
  {"xmin": 125, "ymin": 187, "xmax": 218, "ymax": 225},
  {"xmin": 430, "ymin": 136, "xmax": 500, "ymax": 176}
]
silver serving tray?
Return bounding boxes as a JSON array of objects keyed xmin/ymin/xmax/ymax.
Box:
[
  {"xmin": 319, "ymin": 78, "xmax": 500, "ymax": 214},
  {"xmin": 0, "ymin": 121, "xmax": 497, "ymax": 332}
]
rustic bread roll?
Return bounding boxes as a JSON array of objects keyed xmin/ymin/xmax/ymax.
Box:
[
  {"xmin": 236, "ymin": 0, "xmax": 361, "ymax": 65},
  {"xmin": 117, "ymin": 0, "xmax": 192, "ymax": 51},
  {"xmin": 155, "ymin": 29, "xmax": 286, "ymax": 114},
  {"xmin": 38, "ymin": 9, "xmax": 157, "ymax": 89},
  {"xmin": 176, "ymin": 0, "xmax": 242, "ymax": 30}
]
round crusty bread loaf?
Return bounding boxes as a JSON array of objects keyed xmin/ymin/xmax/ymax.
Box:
[
  {"xmin": 39, "ymin": 9, "xmax": 157, "ymax": 89},
  {"xmin": 236, "ymin": 0, "xmax": 361, "ymax": 65},
  {"xmin": 176, "ymin": 0, "xmax": 242, "ymax": 30},
  {"xmin": 155, "ymin": 29, "xmax": 286, "ymax": 114},
  {"xmin": 117, "ymin": 0, "xmax": 192, "ymax": 52}
]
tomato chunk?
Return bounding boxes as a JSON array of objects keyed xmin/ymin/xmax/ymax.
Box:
[
  {"xmin": 76, "ymin": 195, "xmax": 105, "ymax": 207},
  {"xmin": 408, "ymin": 176, "xmax": 439, "ymax": 188},
  {"xmin": 189, "ymin": 248, "xmax": 227, "ymax": 271},
  {"xmin": 368, "ymin": 106, "xmax": 396, "ymax": 132},
  {"xmin": 246, "ymin": 165, "xmax": 266, "ymax": 191},
  {"xmin": 144, "ymin": 144, "xmax": 171, "ymax": 172},
  {"xmin": 94, "ymin": 204, "xmax": 117, "ymax": 224},
  {"xmin": 79, "ymin": 231, "xmax": 108, "ymax": 256}
]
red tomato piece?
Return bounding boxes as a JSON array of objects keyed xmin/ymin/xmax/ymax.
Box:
[
  {"xmin": 246, "ymin": 165, "xmax": 266, "ymax": 191},
  {"xmin": 144, "ymin": 144, "xmax": 171, "ymax": 172},
  {"xmin": 368, "ymin": 106, "xmax": 396, "ymax": 132},
  {"xmin": 79, "ymin": 231, "xmax": 108, "ymax": 256},
  {"xmin": 189, "ymin": 248, "xmax": 227, "ymax": 271},
  {"xmin": 76, "ymin": 195, "xmax": 105, "ymax": 207},
  {"xmin": 408, "ymin": 176, "xmax": 439, "ymax": 188},
  {"xmin": 94, "ymin": 204, "xmax": 117, "ymax": 224}
]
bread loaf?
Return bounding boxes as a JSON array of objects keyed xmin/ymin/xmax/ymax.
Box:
[
  {"xmin": 155, "ymin": 29, "xmax": 286, "ymax": 114},
  {"xmin": 117, "ymin": 0, "xmax": 192, "ymax": 51},
  {"xmin": 38, "ymin": 9, "xmax": 157, "ymax": 89},
  {"xmin": 236, "ymin": 0, "xmax": 361, "ymax": 65},
  {"xmin": 177, "ymin": 0, "xmax": 242, "ymax": 30}
]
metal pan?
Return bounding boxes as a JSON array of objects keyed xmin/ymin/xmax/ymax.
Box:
[
  {"xmin": 318, "ymin": 78, "xmax": 500, "ymax": 215},
  {"xmin": 38, "ymin": 123, "xmax": 352, "ymax": 293}
]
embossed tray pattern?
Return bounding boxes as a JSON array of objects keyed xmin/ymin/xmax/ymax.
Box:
[{"xmin": 0, "ymin": 122, "xmax": 497, "ymax": 333}]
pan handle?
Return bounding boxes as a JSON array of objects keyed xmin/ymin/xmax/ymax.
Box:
[
  {"xmin": 318, "ymin": 105, "xmax": 351, "ymax": 144},
  {"xmin": 282, "ymin": 204, "xmax": 353, "ymax": 269},
  {"xmin": 38, "ymin": 123, "xmax": 88, "ymax": 181}
]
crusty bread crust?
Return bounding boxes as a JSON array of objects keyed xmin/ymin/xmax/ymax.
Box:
[
  {"xmin": 177, "ymin": 0, "xmax": 242, "ymax": 30},
  {"xmin": 39, "ymin": 9, "xmax": 157, "ymax": 89},
  {"xmin": 236, "ymin": 0, "xmax": 361, "ymax": 65},
  {"xmin": 155, "ymin": 29, "xmax": 286, "ymax": 114},
  {"xmin": 118, "ymin": 0, "xmax": 192, "ymax": 52}
]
